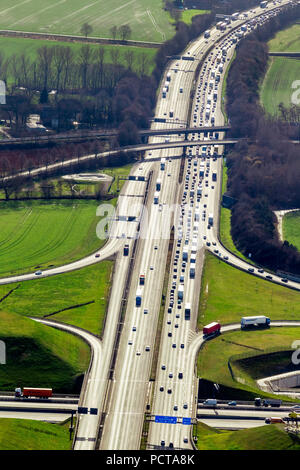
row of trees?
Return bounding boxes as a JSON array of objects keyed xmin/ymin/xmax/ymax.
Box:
[{"xmin": 225, "ymin": 2, "xmax": 300, "ymax": 275}]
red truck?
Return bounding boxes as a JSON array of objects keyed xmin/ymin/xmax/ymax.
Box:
[
  {"xmin": 15, "ymin": 387, "xmax": 53, "ymax": 398},
  {"xmin": 203, "ymin": 322, "xmax": 221, "ymax": 337}
]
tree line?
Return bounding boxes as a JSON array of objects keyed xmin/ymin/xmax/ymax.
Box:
[{"xmin": 225, "ymin": 2, "xmax": 300, "ymax": 275}]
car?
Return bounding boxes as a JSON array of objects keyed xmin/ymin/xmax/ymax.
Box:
[
  {"xmin": 144, "ymin": 309, "xmax": 148, "ymax": 314},
  {"xmin": 281, "ymin": 278, "xmax": 288, "ymax": 283},
  {"xmin": 150, "ymin": 265, "xmax": 154, "ymax": 271},
  {"xmin": 183, "ymin": 403, "xmax": 188, "ymax": 409},
  {"xmin": 161, "ymin": 440, "xmax": 165, "ymax": 447},
  {"xmin": 128, "ymin": 340, "xmax": 133, "ymax": 345},
  {"xmin": 145, "ymin": 346, "xmax": 150, "ymax": 352},
  {"xmin": 172, "ymin": 344, "xmax": 176, "ymax": 348},
  {"xmin": 154, "ymin": 245, "xmax": 158, "ymax": 250},
  {"xmin": 248, "ymin": 267, "xmax": 255, "ymax": 273},
  {"xmin": 258, "ymin": 268, "xmax": 264, "ymax": 273},
  {"xmin": 169, "ymin": 442, "xmax": 174, "ymax": 448},
  {"xmin": 290, "ymin": 405, "xmax": 300, "ymax": 411},
  {"xmin": 160, "ymin": 386, "xmax": 164, "ymax": 392},
  {"xmin": 167, "ymin": 389, "xmax": 172, "ymax": 394},
  {"xmin": 35, "ymin": 270, "xmax": 42, "ymax": 276},
  {"xmin": 180, "ymin": 343, "xmax": 184, "ymax": 349},
  {"xmin": 169, "ymin": 373, "xmax": 173, "ymax": 378},
  {"xmin": 228, "ymin": 401, "xmax": 237, "ymax": 406},
  {"xmin": 168, "ymin": 332, "xmax": 172, "ymax": 337},
  {"xmin": 266, "ymin": 275, "xmax": 273, "ymax": 280},
  {"xmin": 136, "ymin": 351, "xmax": 141, "ymax": 356},
  {"xmin": 95, "ymin": 253, "xmax": 100, "ymax": 258},
  {"xmin": 183, "ymin": 437, "xmax": 188, "ymax": 444}
]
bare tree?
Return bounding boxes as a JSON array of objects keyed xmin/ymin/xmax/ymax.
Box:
[
  {"xmin": 119, "ymin": 24, "xmax": 132, "ymax": 41},
  {"xmin": 80, "ymin": 23, "xmax": 93, "ymax": 38}
]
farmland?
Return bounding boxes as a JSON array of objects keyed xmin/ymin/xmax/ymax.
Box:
[
  {"xmin": 260, "ymin": 22, "xmax": 300, "ymax": 115},
  {"xmin": 260, "ymin": 57, "xmax": 300, "ymax": 115},
  {"xmin": 0, "ymin": 200, "xmax": 105, "ymax": 276},
  {"xmin": 0, "ymin": 0, "xmax": 174, "ymax": 42}
]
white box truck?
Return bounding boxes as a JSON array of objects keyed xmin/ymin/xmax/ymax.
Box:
[{"xmin": 241, "ymin": 316, "xmax": 270, "ymax": 329}]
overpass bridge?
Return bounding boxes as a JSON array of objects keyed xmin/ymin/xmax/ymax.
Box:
[{"xmin": 0, "ymin": 125, "xmax": 232, "ymax": 147}]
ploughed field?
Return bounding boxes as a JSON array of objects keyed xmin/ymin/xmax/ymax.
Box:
[{"xmin": 0, "ymin": 200, "xmax": 102, "ymax": 276}]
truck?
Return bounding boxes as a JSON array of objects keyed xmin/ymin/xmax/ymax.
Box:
[
  {"xmin": 162, "ymin": 87, "xmax": 167, "ymax": 98},
  {"xmin": 184, "ymin": 303, "xmax": 191, "ymax": 320},
  {"xmin": 212, "ymin": 171, "xmax": 217, "ymax": 182},
  {"xmin": 178, "ymin": 285, "xmax": 184, "ymax": 301},
  {"xmin": 136, "ymin": 289, "xmax": 142, "ymax": 307},
  {"xmin": 216, "ymin": 21, "xmax": 224, "ymax": 30},
  {"xmin": 156, "ymin": 179, "xmax": 161, "ymax": 191},
  {"xmin": 202, "ymin": 398, "xmax": 217, "ymax": 407},
  {"xmin": 231, "ymin": 12, "xmax": 240, "ymax": 21},
  {"xmin": 166, "ymin": 72, "xmax": 171, "ymax": 82},
  {"xmin": 190, "ymin": 253, "xmax": 197, "ymax": 264},
  {"xmin": 190, "ymin": 267, "xmax": 195, "ymax": 279},
  {"xmin": 199, "ymin": 164, "xmax": 205, "ymax": 177},
  {"xmin": 139, "ymin": 274, "xmax": 145, "ymax": 286},
  {"xmin": 263, "ymin": 399, "xmax": 282, "ymax": 408},
  {"xmin": 241, "ymin": 316, "xmax": 270, "ymax": 329},
  {"xmin": 15, "ymin": 387, "xmax": 53, "ymax": 399},
  {"xmin": 203, "ymin": 322, "xmax": 221, "ymax": 337},
  {"xmin": 160, "ymin": 158, "xmax": 166, "ymax": 170},
  {"xmin": 204, "ymin": 30, "xmax": 211, "ymax": 38},
  {"xmin": 218, "ymin": 64, "xmax": 224, "ymax": 74},
  {"xmin": 154, "ymin": 191, "xmax": 159, "ymax": 205},
  {"xmin": 123, "ymin": 244, "xmax": 129, "ymax": 256},
  {"xmin": 260, "ymin": 1, "xmax": 268, "ymax": 8},
  {"xmin": 208, "ymin": 214, "xmax": 213, "ymax": 226}
]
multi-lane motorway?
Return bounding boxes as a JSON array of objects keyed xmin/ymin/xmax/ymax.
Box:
[{"xmin": 1, "ymin": 0, "xmax": 298, "ymax": 452}]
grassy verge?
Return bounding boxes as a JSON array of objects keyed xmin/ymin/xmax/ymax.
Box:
[
  {"xmin": 0, "ymin": 309, "xmax": 90, "ymax": 392},
  {"xmin": 198, "ymin": 253, "xmax": 300, "ymax": 329},
  {"xmin": 180, "ymin": 10, "xmax": 211, "ymax": 25},
  {"xmin": 194, "ymin": 421, "xmax": 300, "ymax": 450},
  {"xmin": 0, "ymin": 418, "xmax": 74, "ymax": 450},
  {"xmin": 0, "ymin": 261, "xmax": 113, "ymax": 335},
  {"xmin": 197, "ymin": 327, "xmax": 300, "ymax": 399},
  {"xmin": 221, "ymin": 50, "xmax": 236, "ymax": 123},
  {"xmin": 219, "ymin": 165, "xmax": 253, "ymax": 262},
  {"xmin": 283, "ymin": 210, "xmax": 300, "ymax": 251}
]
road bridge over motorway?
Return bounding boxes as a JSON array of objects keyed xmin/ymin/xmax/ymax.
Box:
[{"xmin": 0, "ymin": 125, "xmax": 232, "ymax": 147}]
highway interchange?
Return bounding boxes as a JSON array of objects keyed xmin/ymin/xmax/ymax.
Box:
[{"xmin": 1, "ymin": 0, "xmax": 299, "ymax": 452}]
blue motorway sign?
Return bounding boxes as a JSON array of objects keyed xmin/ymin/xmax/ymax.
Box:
[
  {"xmin": 182, "ymin": 417, "xmax": 192, "ymax": 425},
  {"xmin": 155, "ymin": 415, "xmax": 178, "ymax": 424}
]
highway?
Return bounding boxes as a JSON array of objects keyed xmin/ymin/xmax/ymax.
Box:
[{"xmin": 1, "ymin": 0, "xmax": 298, "ymax": 452}]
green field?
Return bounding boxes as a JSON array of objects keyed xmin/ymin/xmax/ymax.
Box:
[
  {"xmin": 0, "ymin": 418, "xmax": 73, "ymax": 450},
  {"xmin": 194, "ymin": 422, "xmax": 300, "ymax": 450},
  {"xmin": 0, "ymin": 309, "xmax": 90, "ymax": 392},
  {"xmin": 260, "ymin": 57, "xmax": 300, "ymax": 116},
  {"xmin": 268, "ymin": 23, "xmax": 300, "ymax": 52},
  {"xmin": 0, "ymin": 260, "xmax": 113, "ymax": 334},
  {"xmin": 0, "ymin": 200, "xmax": 109, "ymax": 276},
  {"xmin": 0, "ymin": 0, "xmax": 174, "ymax": 42},
  {"xmin": 283, "ymin": 210, "xmax": 300, "ymax": 252},
  {"xmin": 197, "ymin": 327, "xmax": 300, "ymax": 399},
  {"xmin": 198, "ymin": 252, "xmax": 300, "ymax": 328},
  {"xmin": 180, "ymin": 9, "xmax": 210, "ymax": 24}
]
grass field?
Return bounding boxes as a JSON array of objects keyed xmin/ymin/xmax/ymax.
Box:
[
  {"xmin": 0, "ymin": 261, "xmax": 113, "ymax": 335},
  {"xmin": 180, "ymin": 9, "xmax": 210, "ymax": 24},
  {"xmin": 197, "ymin": 327, "xmax": 300, "ymax": 399},
  {"xmin": 198, "ymin": 252, "xmax": 300, "ymax": 329},
  {"xmin": 0, "ymin": 0, "xmax": 174, "ymax": 42},
  {"xmin": 0, "ymin": 418, "xmax": 73, "ymax": 450},
  {"xmin": 0, "ymin": 309, "xmax": 90, "ymax": 392},
  {"xmin": 194, "ymin": 422, "xmax": 300, "ymax": 450},
  {"xmin": 260, "ymin": 57, "xmax": 300, "ymax": 116},
  {"xmin": 0, "ymin": 199, "xmax": 108, "ymax": 276},
  {"xmin": 283, "ymin": 210, "xmax": 300, "ymax": 252},
  {"xmin": 0, "ymin": 37, "xmax": 157, "ymax": 83},
  {"xmin": 268, "ymin": 23, "xmax": 300, "ymax": 52}
]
